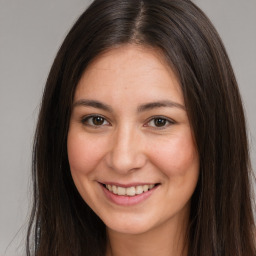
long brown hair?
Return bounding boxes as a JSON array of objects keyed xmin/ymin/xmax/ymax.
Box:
[{"xmin": 27, "ymin": 0, "xmax": 255, "ymax": 255}]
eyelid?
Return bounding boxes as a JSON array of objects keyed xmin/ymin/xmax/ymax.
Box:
[
  {"xmin": 81, "ymin": 114, "xmax": 111, "ymax": 127},
  {"xmin": 80, "ymin": 114, "xmax": 175, "ymax": 129},
  {"xmin": 144, "ymin": 116, "xmax": 175, "ymax": 129}
]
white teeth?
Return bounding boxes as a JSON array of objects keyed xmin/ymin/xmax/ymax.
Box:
[
  {"xmin": 126, "ymin": 187, "xmax": 136, "ymax": 196},
  {"xmin": 105, "ymin": 184, "xmax": 156, "ymax": 196},
  {"xmin": 136, "ymin": 185, "xmax": 143, "ymax": 194},
  {"xmin": 117, "ymin": 186, "xmax": 126, "ymax": 196},
  {"xmin": 143, "ymin": 185, "xmax": 149, "ymax": 192},
  {"xmin": 112, "ymin": 185, "xmax": 117, "ymax": 194}
]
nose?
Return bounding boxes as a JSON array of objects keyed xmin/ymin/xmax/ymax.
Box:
[{"xmin": 105, "ymin": 124, "xmax": 147, "ymax": 174}]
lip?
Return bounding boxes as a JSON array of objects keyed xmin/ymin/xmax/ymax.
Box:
[
  {"xmin": 99, "ymin": 182, "xmax": 159, "ymax": 206},
  {"xmin": 100, "ymin": 182, "xmax": 157, "ymax": 188}
]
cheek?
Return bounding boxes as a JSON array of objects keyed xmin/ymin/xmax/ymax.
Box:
[
  {"xmin": 67, "ymin": 131, "xmax": 104, "ymax": 177},
  {"xmin": 151, "ymin": 131, "xmax": 199, "ymax": 177}
]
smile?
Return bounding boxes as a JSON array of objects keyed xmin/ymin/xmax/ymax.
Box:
[
  {"xmin": 104, "ymin": 184, "xmax": 157, "ymax": 196},
  {"xmin": 100, "ymin": 182, "xmax": 160, "ymax": 206}
]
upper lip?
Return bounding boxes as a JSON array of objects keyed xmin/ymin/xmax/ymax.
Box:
[{"xmin": 99, "ymin": 182, "xmax": 160, "ymax": 188}]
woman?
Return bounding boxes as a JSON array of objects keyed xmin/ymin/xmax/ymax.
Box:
[{"xmin": 26, "ymin": 0, "xmax": 256, "ymax": 255}]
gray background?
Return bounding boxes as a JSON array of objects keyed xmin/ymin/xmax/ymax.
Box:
[{"xmin": 0, "ymin": 0, "xmax": 255, "ymax": 255}]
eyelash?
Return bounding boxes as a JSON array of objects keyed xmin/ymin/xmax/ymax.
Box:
[
  {"xmin": 81, "ymin": 115, "xmax": 175, "ymax": 129},
  {"xmin": 144, "ymin": 116, "xmax": 175, "ymax": 129},
  {"xmin": 81, "ymin": 115, "xmax": 110, "ymax": 128}
]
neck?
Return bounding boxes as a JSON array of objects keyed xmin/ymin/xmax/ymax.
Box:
[{"xmin": 106, "ymin": 214, "xmax": 189, "ymax": 256}]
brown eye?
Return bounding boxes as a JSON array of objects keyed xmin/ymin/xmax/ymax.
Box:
[
  {"xmin": 146, "ymin": 116, "xmax": 174, "ymax": 129},
  {"xmin": 154, "ymin": 118, "xmax": 167, "ymax": 127},
  {"xmin": 92, "ymin": 116, "xmax": 105, "ymax": 125},
  {"xmin": 82, "ymin": 115, "xmax": 109, "ymax": 127}
]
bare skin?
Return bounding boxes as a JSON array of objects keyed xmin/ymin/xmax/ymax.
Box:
[
  {"xmin": 68, "ymin": 44, "xmax": 199, "ymax": 256},
  {"xmin": 106, "ymin": 203, "xmax": 189, "ymax": 256}
]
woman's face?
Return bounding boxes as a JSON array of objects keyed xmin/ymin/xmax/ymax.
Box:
[{"xmin": 67, "ymin": 45, "xmax": 199, "ymax": 235}]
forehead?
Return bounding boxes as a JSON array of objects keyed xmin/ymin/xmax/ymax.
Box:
[{"xmin": 75, "ymin": 44, "xmax": 183, "ymax": 104}]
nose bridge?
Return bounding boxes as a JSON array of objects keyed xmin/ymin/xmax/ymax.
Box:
[{"xmin": 107, "ymin": 123, "xmax": 146, "ymax": 173}]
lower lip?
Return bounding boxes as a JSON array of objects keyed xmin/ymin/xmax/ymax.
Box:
[{"xmin": 101, "ymin": 184, "xmax": 158, "ymax": 206}]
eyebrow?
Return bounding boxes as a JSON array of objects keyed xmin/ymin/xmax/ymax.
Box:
[
  {"xmin": 72, "ymin": 99, "xmax": 185, "ymax": 112},
  {"xmin": 137, "ymin": 100, "xmax": 185, "ymax": 112},
  {"xmin": 72, "ymin": 99, "xmax": 113, "ymax": 112}
]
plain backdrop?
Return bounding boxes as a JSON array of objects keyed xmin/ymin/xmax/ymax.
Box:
[{"xmin": 0, "ymin": 0, "xmax": 255, "ymax": 255}]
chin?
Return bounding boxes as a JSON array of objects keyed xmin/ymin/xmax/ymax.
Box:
[
  {"xmin": 107, "ymin": 223, "xmax": 152, "ymax": 235},
  {"xmin": 103, "ymin": 213, "xmax": 164, "ymax": 236}
]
